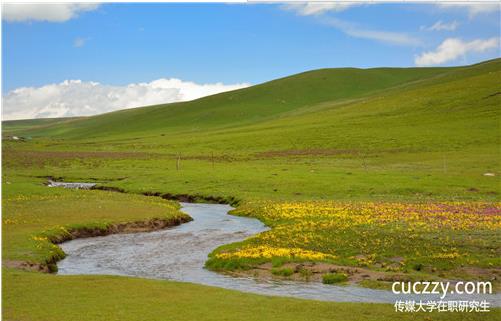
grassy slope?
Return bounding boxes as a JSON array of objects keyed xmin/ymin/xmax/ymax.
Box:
[
  {"xmin": 10, "ymin": 66, "xmax": 452, "ymax": 139},
  {"xmin": 2, "ymin": 117, "xmax": 83, "ymax": 136}
]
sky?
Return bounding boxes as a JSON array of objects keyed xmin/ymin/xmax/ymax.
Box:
[{"xmin": 2, "ymin": 2, "xmax": 500, "ymax": 120}]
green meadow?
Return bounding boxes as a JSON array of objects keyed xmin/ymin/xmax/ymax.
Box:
[{"xmin": 3, "ymin": 59, "xmax": 500, "ymax": 320}]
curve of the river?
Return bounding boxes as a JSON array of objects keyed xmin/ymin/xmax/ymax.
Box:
[{"xmin": 58, "ymin": 202, "xmax": 500, "ymax": 305}]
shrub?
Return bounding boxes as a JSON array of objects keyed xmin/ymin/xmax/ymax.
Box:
[
  {"xmin": 322, "ymin": 273, "xmax": 348, "ymax": 284},
  {"xmin": 298, "ymin": 267, "xmax": 313, "ymax": 281},
  {"xmin": 413, "ymin": 263, "xmax": 423, "ymax": 271},
  {"xmin": 271, "ymin": 267, "xmax": 294, "ymax": 277}
]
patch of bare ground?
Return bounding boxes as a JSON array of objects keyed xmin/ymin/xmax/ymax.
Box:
[
  {"xmin": 226, "ymin": 262, "xmax": 501, "ymax": 290},
  {"xmin": 256, "ymin": 149, "xmax": 359, "ymax": 158},
  {"xmin": 2, "ymin": 150, "xmax": 159, "ymax": 167},
  {"xmin": 175, "ymin": 154, "xmax": 239, "ymax": 162},
  {"xmin": 452, "ymin": 267, "xmax": 501, "ymax": 283},
  {"xmin": 255, "ymin": 148, "xmax": 407, "ymax": 158},
  {"xmin": 3, "ymin": 260, "xmax": 50, "ymax": 273},
  {"xmin": 225, "ymin": 262, "xmax": 408, "ymax": 284}
]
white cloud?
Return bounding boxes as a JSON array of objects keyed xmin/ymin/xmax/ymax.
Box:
[
  {"xmin": 415, "ymin": 37, "xmax": 499, "ymax": 66},
  {"xmin": 281, "ymin": 3, "xmax": 359, "ymax": 16},
  {"xmin": 280, "ymin": 3, "xmax": 418, "ymax": 46},
  {"xmin": 2, "ymin": 79, "xmax": 250, "ymax": 120},
  {"xmin": 73, "ymin": 37, "xmax": 87, "ymax": 48},
  {"xmin": 437, "ymin": 3, "xmax": 500, "ymax": 18},
  {"xmin": 421, "ymin": 20, "xmax": 459, "ymax": 32},
  {"xmin": 2, "ymin": 3, "xmax": 100, "ymax": 22},
  {"xmin": 324, "ymin": 17, "xmax": 421, "ymax": 46}
]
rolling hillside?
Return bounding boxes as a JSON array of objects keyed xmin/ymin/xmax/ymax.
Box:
[
  {"xmin": 4, "ymin": 59, "xmax": 499, "ymax": 154},
  {"xmin": 4, "ymin": 65, "xmax": 457, "ymax": 139}
]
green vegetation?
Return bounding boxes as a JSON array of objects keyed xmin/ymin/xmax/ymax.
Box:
[
  {"xmin": 271, "ymin": 267, "xmax": 295, "ymax": 277},
  {"xmin": 6, "ymin": 269, "xmax": 498, "ymax": 321},
  {"xmin": 322, "ymin": 273, "xmax": 348, "ymax": 284},
  {"xmin": 2, "ymin": 117, "xmax": 83, "ymax": 136},
  {"xmin": 3, "ymin": 59, "xmax": 500, "ymax": 320}
]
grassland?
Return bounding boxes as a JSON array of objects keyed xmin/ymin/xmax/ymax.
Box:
[
  {"xmin": 7, "ymin": 269, "xmax": 499, "ymax": 321},
  {"xmin": 3, "ymin": 59, "xmax": 500, "ymax": 320}
]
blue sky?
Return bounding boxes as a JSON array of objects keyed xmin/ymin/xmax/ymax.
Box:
[{"xmin": 2, "ymin": 3, "xmax": 500, "ymax": 120}]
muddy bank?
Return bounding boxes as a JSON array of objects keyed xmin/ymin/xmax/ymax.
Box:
[
  {"xmin": 3, "ymin": 260, "xmax": 52, "ymax": 273},
  {"xmin": 226, "ymin": 262, "xmax": 408, "ymax": 284},
  {"xmin": 224, "ymin": 262, "xmax": 501, "ymax": 291},
  {"xmin": 48, "ymin": 216, "xmax": 192, "ymax": 244},
  {"xmin": 142, "ymin": 191, "xmax": 239, "ymax": 206},
  {"xmin": 6, "ymin": 216, "xmax": 191, "ymax": 273}
]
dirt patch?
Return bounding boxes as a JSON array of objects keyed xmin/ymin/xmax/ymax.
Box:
[
  {"xmin": 226, "ymin": 262, "xmax": 501, "ymax": 289},
  {"xmin": 225, "ymin": 262, "xmax": 408, "ymax": 284},
  {"xmin": 3, "ymin": 260, "xmax": 50, "ymax": 273},
  {"xmin": 454, "ymin": 267, "xmax": 501, "ymax": 282},
  {"xmin": 255, "ymin": 148, "xmax": 407, "ymax": 158},
  {"xmin": 256, "ymin": 149, "xmax": 360, "ymax": 158},
  {"xmin": 175, "ymin": 154, "xmax": 240, "ymax": 162},
  {"xmin": 2, "ymin": 150, "xmax": 159, "ymax": 168}
]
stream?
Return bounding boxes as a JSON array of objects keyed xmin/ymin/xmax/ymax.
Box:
[{"xmin": 57, "ymin": 201, "xmax": 500, "ymax": 305}]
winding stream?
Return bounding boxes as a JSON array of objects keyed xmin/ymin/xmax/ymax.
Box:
[{"xmin": 58, "ymin": 202, "xmax": 500, "ymax": 305}]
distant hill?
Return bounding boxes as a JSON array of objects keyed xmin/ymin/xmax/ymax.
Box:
[
  {"xmin": 3, "ymin": 59, "xmax": 500, "ymax": 156},
  {"xmin": 4, "ymin": 65, "xmax": 457, "ymax": 138}
]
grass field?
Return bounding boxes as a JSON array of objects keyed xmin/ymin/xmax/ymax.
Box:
[
  {"xmin": 3, "ymin": 59, "xmax": 500, "ymax": 320},
  {"xmin": 7, "ymin": 269, "xmax": 499, "ymax": 321}
]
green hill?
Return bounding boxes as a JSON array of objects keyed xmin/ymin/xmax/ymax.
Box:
[
  {"xmin": 5, "ymin": 65, "xmax": 456, "ymax": 139},
  {"xmin": 7, "ymin": 59, "xmax": 499, "ymax": 154},
  {"xmin": 2, "ymin": 117, "xmax": 83, "ymax": 136}
]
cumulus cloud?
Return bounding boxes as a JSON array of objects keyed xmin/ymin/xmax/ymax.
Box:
[
  {"xmin": 281, "ymin": 3, "xmax": 359, "ymax": 16},
  {"xmin": 2, "ymin": 79, "xmax": 250, "ymax": 120},
  {"xmin": 2, "ymin": 3, "xmax": 100, "ymax": 22},
  {"xmin": 437, "ymin": 3, "xmax": 500, "ymax": 18},
  {"xmin": 324, "ymin": 17, "xmax": 421, "ymax": 46},
  {"xmin": 414, "ymin": 37, "xmax": 499, "ymax": 66},
  {"xmin": 421, "ymin": 20, "xmax": 459, "ymax": 32}
]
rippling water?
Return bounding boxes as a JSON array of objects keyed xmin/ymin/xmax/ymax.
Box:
[{"xmin": 58, "ymin": 202, "xmax": 500, "ymax": 305}]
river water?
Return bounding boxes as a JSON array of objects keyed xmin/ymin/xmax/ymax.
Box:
[{"xmin": 58, "ymin": 202, "xmax": 500, "ymax": 305}]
